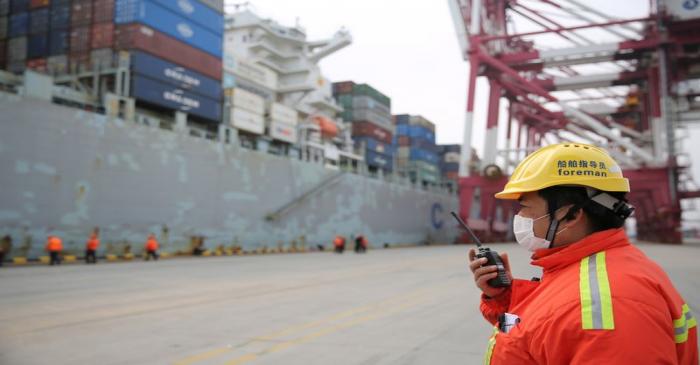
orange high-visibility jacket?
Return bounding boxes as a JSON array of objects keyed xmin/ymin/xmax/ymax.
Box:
[
  {"xmin": 334, "ymin": 236, "xmax": 344, "ymax": 247},
  {"xmin": 480, "ymin": 228, "xmax": 698, "ymax": 365},
  {"xmin": 86, "ymin": 234, "xmax": 99, "ymax": 250},
  {"xmin": 45, "ymin": 236, "xmax": 63, "ymax": 252},
  {"xmin": 145, "ymin": 236, "xmax": 159, "ymax": 251}
]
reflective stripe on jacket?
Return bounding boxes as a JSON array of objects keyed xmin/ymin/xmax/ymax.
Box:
[{"xmin": 480, "ymin": 228, "xmax": 698, "ymax": 365}]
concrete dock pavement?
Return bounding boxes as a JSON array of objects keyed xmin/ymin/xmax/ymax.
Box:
[{"xmin": 0, "ymin": 243, "xmax": 698, "ymax": 364}]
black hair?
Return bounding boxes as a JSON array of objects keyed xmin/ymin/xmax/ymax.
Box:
[{"xmin": 537, "ymin": 186, "xmax": 628, "ymax": 233}]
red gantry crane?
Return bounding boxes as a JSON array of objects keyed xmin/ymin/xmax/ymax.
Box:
[{"xmin": 448, "ymin": 0, "xmax": 700, "ymax": 243}]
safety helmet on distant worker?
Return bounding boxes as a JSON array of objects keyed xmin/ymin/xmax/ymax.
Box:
[{"xmin": 495, "ymin": 143, "xmax": 629, "ymax": 200}]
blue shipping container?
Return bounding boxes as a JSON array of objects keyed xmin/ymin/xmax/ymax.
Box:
[
  {"xmin": 354, "ymin": 136, "xmax": 394, "ymax": 156},
  {"xmin": 10, "ymin": 0, "xmax": 28, "ymax": 14},
  {"xmin": 49, "ymin": 4, "xmax": 70, "ymax": 29},
  {"xmin": 366, "ymin": 150, "xmax": 393, "ymax": 171},
  {"xmin": 397, "ymin": 124, "xmax": 435, "ymax": 143},
  {"xmin": 27, "ymin": 33, "xmax": 47, "ymax": 58},
  {"xmin": 131, "ymin": 51, "xmax": 222, "ymax": 100},
  {"xmin": 439, "ymin": 144, "xmax": 460, "ymax": 153},
  {"xmin": 115, "ymin": 0, "xmax": 222, "ymax": 58},
  {"xmin": 131, "ymin": 74, "xmax": 222, "ymax": 121},
  {"xmin": 410, "ymin": 137, "xmax": 436, "ymax": 152},
  {"xmin": 409, "ymin": 148, "xmax": 439, "ymax": 165},
  {"xmin": 440, "ymin": 161, "xmax": 459, "ymax": 173},
  {"xmin": 50, "ymin": 0, "xmax": 71, "ymax": 8},
  {"xmin": 151, "ymin": 0, "xmax": 223, "ymax": 35},
  {"xmin": 8, "ymin": 12, "xmax": 27, "ymax": 37},
  {"xmin": 48, "ymin": 30, "xmax": 68, "ymax": 55},
  {"xmin": 29, "ymin": 8, "xmax": 48, "ymax": 34}
]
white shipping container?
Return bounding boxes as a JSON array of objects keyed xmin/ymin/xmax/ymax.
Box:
[
  {"xmin": 444, "ymin": 152, "xmax": 460, "ymax": 163},
  {"xmin": 90, "ymin": 48, "xmax": 114, "ymax": 70},
  {"xmin": 353, "ymin": 108, "xmax": 392, "ymax": 128},
  {"xmin": 397, "ymin": 146, "xmax": 410, "ymax": 158},
  {"xmin": 667, "ymin": 0, "xmax": 700, "ymax": 20},
  {"xmin": 351, "ymin": 95, "xmax": 391, "ymax": 115},
  {"xmin": 269, "ymin": 120, "xmax": 297, "ymax": 144},
  {"xmin": 230, "ymin": 88, "xmax": 265, "ymax": 115},
  {"xmin": 223, "ymin": 55, "xmax": 277, "ymax": 90},
  {"xmin": 47, "ymin": 55, "xmax": 68, "ymax": 75},
  {"xmin": 270, "ymin": 102, "xmax": 298, "ymax": 125},
  {"xmin": 230, "ymin": 107, "xmax": 265, "ymax": 135}
]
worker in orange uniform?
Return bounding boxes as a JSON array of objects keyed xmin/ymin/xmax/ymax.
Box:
[
  {"xmin": 354, "ymin": 234, "xmax": 368, "ymax": 254},
  {"xmin": 144, "ymin": 233, "xmax": 159, "ymax": 261},
  {"xmin": 45, "ymin": 234, "xmax": 63, "ymax": 266},
  {"xmin": 85, "ymin": 227, "xmax": 99, "ymax": 264},
  {"xmin": 333, "ymin": 235, "xmax": 345, "ymax": 254},
  {"xmin": 468, "ymin": 143, "xmax": 697, "ymax": 364}
]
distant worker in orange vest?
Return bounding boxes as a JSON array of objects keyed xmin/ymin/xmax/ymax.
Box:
[
  {"xmin": 333, "ymin": 235, "xmax": 345, "ymax": 254},
  {"xmin": 354, "ymin": 234, "xmax": 368, "ymax": 254},
  {"xmin": 144, "ymin": 233, "xmax": 159, "ymax": 261},
  {"xmin": 45, "ymin": 234, "xmax": 63, "ymax": 265},
  {"xmin": 85, "ymin": 227, "xmax": 100, "ymax": 264}
]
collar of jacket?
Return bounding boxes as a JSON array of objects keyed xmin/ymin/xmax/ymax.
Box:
[{"xmin": 530, "ymin": 228, "xmax": 630, "ymax": 273}]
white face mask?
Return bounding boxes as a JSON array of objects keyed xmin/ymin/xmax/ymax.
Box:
[
  {"xmin": 513, "ymin": 213, "xmax": 551, "ymax": 252},
  {"xmin": 513, "ymin": 209, "xmax": 570, "ymax": 252}
]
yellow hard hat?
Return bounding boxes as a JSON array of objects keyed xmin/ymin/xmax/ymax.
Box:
[{"xmin": 495, "ymin": 143, "xmax": 630, "ymax": 200}]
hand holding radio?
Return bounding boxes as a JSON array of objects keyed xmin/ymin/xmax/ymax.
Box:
[
  {"xmin": 451, "ymin": 211, "xmax": 513, "ymax": 298},
  {"xmin": 468, "ymin": 248, "xmax": 512, "ymax": 298}
]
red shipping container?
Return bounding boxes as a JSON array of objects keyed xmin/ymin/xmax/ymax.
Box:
[
  {"xmin": 90, "ymin": 22, "xmax": 113, "ymax": 49},
  {"xmin": 397, "ymin": 136, "xmax": 410, "ymax": 146},
  {"xmin": 29, "ymin": 0, "xmax": 49, "ymax": 9},
  {"xmin": 69, "ymin": 51, "xmax": 90, "ymax": 73},
  {"xmin": 352, "ymin": 121, "xmax": 393, "ymax": 144},
  {"xmin": 92, "ymin": 0, "xmax": 114, "ymax": 23},
  {"xmin": 70, "ymin": 26, "xmax": 91, "ymax": 53},
  {"xmin": 114, "ymin": 24, "xmax": 222, "ymax": 80},
  {"xmin": 333, "ymin": 81, "xmax": 354, "ymax": 94},
  {"xmin": 26, "ymin": 58, "xmax": 47, "ymax": 72},
  {"xmin": 71, "ymin": 0, "xmax": 92, "ymax": 27}
]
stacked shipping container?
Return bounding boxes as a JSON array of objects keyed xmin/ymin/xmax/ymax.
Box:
[
  {"xmin": 268, "ymin": 102, "xmax": 298, "ymax": 144},
  {"xmin": 437, "ymin": 144, "xmax": 460, "ymax": 185},
  {"xmin": 2, "ymin": 0, "xmax": 224, "ymax": 122},
  {"xmin": 116, "ymin": 0, "xmax": 224, "ymax": 122},
  {"xmin": 393, "ymin": 114, "xmax": 440, "ymax": 184},
  {"xmin": 333, "ymin": 80, "xmax": 394, "ymax": 172},
  {"xmin": 226, "ymin": 87, "xmax": 265, "ymax": 135}
]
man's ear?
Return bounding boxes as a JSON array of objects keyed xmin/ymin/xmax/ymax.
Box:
[{"xmin": 562, "ymin": 205, "xmax": 584, "ymax": 223}]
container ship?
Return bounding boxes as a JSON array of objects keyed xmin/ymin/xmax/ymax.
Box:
[{"xmin": 0, "ymin": 1, "xmax": 462, "ymax": 259}]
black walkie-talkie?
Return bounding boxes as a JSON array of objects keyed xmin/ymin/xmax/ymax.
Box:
[{"xmin": 451, "ymin": 211, "xmax": 511, "ymax": 288}]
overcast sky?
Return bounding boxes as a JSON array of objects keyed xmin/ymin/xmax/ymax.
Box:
[{"xmin": 226, "ymin": 0, "xmax": 700, "ymax": 203}]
